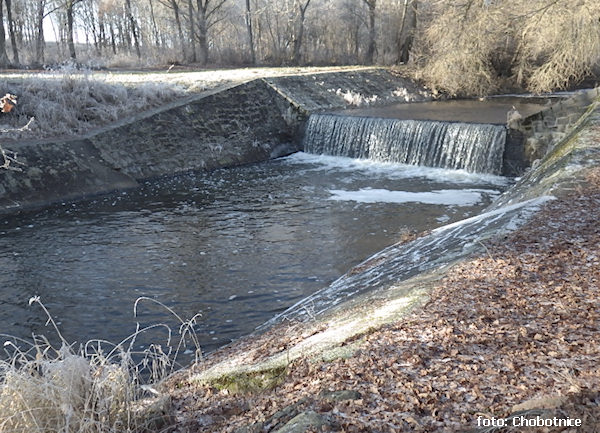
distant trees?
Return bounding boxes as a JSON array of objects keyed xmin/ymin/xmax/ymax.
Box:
[{"xmin": 0, "ymin": 0, "xmax": 595, "ymax": 95}]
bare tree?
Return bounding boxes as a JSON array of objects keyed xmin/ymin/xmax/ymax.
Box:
[
  {"xmin": 362, "ymin": 0, "xmax": 376, "ymax": 64},
  {"xmin": 245, "ymin": 0, "xmax": 255, "ymax": 63},
  {"xmin": 186, "ymin": 0, "xmax": 196, "ymax": 61},
  {"xmin": 0, "ymin": 0, "xmax": 10, "ymax": 66},
  {"xmin": 291, "ymin": 0, "xmax": 311, "ymax": 65},
  {"xmin": 125, "ymin": 0, "xmax": 141, "ymax": 57},
  {"xmin": 396, "ymin": 0, "xmax": 416, "ymax": 64},
  {"xmin": 163, "ymin": 0, "xmax": 187, "ymax": 60},
  {"xmin": 5, "ymin": 0, "xmax": 19, "ymax": 64},
  {"xmin": 35, "ymin": 0, "xmax": 46, "ymax": 64},
  {"xmin": 65, "ymin": 0, "xmax": 78, "ymax": 59}
]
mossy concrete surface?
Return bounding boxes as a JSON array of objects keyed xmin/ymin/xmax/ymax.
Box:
[{"xmin": 189, "ymin": 282, "xmax": 430, "ymax": 390}]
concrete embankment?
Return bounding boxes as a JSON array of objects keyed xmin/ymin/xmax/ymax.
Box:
[{"xmin": 0, "ymin": 68, "xmax": 426, "ymax": 214}]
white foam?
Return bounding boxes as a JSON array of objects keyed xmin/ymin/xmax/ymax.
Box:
[
  {"xmin": 327, "ymin": 188, "xmax": 498, "ymax": 206},
  {"xmin": 283, "ymin": 152, "xmax": 510, "ymax": 185}
]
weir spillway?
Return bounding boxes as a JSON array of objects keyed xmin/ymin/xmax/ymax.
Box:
[{"xmin": 303, "ymin": 114, "xmax": 507, "ymax": 175}]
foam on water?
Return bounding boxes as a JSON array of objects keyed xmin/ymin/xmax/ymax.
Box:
[
  {"xmin": 283, "ymin": 152, "xmax": 510, "ymax": 186},
  {"xmin": 327, "ymin": 188, "xmax": 500, "ymax": 206}
]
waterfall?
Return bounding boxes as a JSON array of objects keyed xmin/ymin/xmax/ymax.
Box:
[{"xmin": 302, "ymin": 114, "xmax": 507, "ymax": 174}]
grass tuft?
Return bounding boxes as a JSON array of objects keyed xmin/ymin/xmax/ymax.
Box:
[
  {"xmin": 0, "ymin": 69, "xmax": 187, "ymax": 142},
  {"xmin": 0, "ymin": 296, "xmax": 201, "ymax": 433}
]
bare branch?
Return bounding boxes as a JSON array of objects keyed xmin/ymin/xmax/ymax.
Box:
[{"xmin": 0, "ymin": 118, "xmax": 35, "ymax": 171}]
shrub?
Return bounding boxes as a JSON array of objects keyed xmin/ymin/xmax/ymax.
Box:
[{"xmin": 416, "ymin": 0, "xmax": 600, "ymax": 96}]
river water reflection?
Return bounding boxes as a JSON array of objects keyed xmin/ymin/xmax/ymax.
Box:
[{"xmin": 0, "ymin": 153, "xmax": 509, "ymax": 359}]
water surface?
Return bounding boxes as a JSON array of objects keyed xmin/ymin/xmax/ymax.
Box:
[{"xmin": 0, "ymin": 154, "xmax": 507, "ymax": 358}]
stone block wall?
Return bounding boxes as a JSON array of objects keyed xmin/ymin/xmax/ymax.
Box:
[
  {"xmin": 512, "ymin": 87, "xmax": 600, "ymax": 167},
  {"xmin": 90, "ymin": 79, "xmax": 299, "ymax": 180}
]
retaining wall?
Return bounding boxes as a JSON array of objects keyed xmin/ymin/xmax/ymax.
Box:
[
  {"xmin": 0, "ymin": 68, "xmax": 428, "ymax": 214},
  {"xmin": 512, "ymin": 88, "xmax": 600, "ymax": 166}
]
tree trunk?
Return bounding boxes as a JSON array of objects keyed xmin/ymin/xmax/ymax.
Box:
[
  {"xmin": 98, "ymin": 13, "xmax": 106, "ymax": 53},
  {"xmin": 196, "ymin": 0, "xmax": 208, "ymax": 64},
  {"xmin": 187, "ymin": 0, "xmax": 197, "ymax": 62},
  {"xmin": 170, "ymin": 0, "xmax": 187, "ymax": 61},
  {"xmin": 4, "ymin": 0, "xmax": 18, "ymax": 64},
  {"xmin": 125, "ymin": 0, "xmax": 141, "ymax": 58},
  {"xmin": 363, "ymin": 0, "xmax": 376, "ymax": 65},
  {"xmin": 291, "ymin": 0, "xmax": 311, "ymax": 66},
  {"xmin": 109, "ymin": 22, "xmax": 117, "ymax": 54},
  {"xmin": 66, "ymin": 0, "xmax": 76, "ymax": 59},
  {"xmin": 148, "ymin": 0, "xmax": 160, "ymax": 47},
  {"xmin": 35, "ymin": 0, "xmax": 46, "ymax": 65},
  {"xmin": 0, "ymin": 1, "xmax": 9, "ymax": 67},
  {"xmin": 397, "ymin": 0, "xmax": 417, "ymax": 64},
  {"xmin": 245, "ymin": 0, "xmax": 255, "ymax": 64}
]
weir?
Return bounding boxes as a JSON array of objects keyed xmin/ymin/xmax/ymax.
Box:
[{"xmin": 302, "ymin": 113, "xmax": 507, "ymax": 175}]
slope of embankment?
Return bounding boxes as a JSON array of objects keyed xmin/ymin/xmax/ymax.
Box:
[{"xmin": 165, "ymin": 94, "xmax": 600, "ymax": 432}]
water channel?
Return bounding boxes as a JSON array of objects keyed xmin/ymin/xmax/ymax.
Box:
[{"xmin": 0, "ymin": 152, "xmax": 507, "ymax": 359}]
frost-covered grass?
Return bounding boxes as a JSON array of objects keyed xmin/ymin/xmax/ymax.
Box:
[
  {"xmin": 0, "ymin": 297, "xmax": 200, "ymax": 433},
  {"xmin": 0, "ymin": 65, "xmax": 369, "ymax": 141},
  {"xmin": 0, "ymin": 69, "xmax": 188, "ymax": 141}
]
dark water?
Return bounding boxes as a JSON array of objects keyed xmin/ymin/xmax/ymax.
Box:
[
  {"xmin": 339, "ymin": 97, "xmax": 549, "ymax": 124},
  {"xmin": 0, "ymin": 153, "xmax": 508, "ymax": 360}
]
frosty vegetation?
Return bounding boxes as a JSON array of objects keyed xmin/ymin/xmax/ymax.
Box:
[
  {"xmin": 0, "ymin": 67, "xmax": 189, "ymax": 141},
  {"xmin": 0, "ymin": 296, "xmax": 200, "ymax": 433}
]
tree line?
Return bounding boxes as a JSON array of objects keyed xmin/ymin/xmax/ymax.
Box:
[
  {"xmin": 0, "ymin": 0, "xmax": 417, "ymax": 68},
  {"xmin": 0, "ymin": 0, "xmax": 599, "ymax": 96}
]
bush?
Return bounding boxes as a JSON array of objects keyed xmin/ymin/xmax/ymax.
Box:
[{"xmin": 416, "ymin": 0, "xmax": 600, "ymax": 96}]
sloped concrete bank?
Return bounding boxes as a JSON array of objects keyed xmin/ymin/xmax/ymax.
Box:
[
  {"xmin": 186, "ymin": 90, "xmax": 600, "ymax": 393},
  {"xmin": 0, "ymin": 68, "xmax": 425, "ymax": 214}
]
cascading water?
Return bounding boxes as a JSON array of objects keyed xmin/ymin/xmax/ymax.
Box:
[{"xmin": 303, "ymin": 113, "xmax": 507, "ymax": 174}]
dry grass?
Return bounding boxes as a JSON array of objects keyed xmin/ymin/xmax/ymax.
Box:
[
  {"xmin": 0, "ymin": 296, "xmax": 201, "ymax": 433},
  {"xmin": 0, "ymin": 67, "xmax": 187, "ymax": 142}
]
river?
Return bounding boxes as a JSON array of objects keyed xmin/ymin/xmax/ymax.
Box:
[{"xmin": 0, "ymin": 152, "xmax": 508, "ymax": 362}]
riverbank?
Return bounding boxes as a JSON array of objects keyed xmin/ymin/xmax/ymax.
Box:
[
  {"xmin": 167, "ymin": 167, "xmax": 600, "ymax": 432},
  {"xmin": 0, "ymin": 66, "xmax": 374, "ymax": 141}
]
